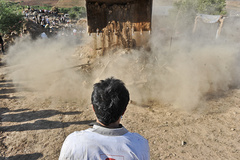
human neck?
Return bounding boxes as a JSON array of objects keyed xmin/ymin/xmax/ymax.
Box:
[{"xmin": 96, "ymin": 119, "xmax": 121, "ymax": 128}]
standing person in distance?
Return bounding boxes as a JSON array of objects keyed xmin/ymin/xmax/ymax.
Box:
[
  {"xmin": 59, "ymin": 77, "xmax": 150, "ymax": 160},
  {"xmin": 0, "ymin": 35, "xmax": 4, "ymax": 54}
]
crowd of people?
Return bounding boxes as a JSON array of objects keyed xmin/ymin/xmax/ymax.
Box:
[
  {"xmin": 0, "ymin": 6, "xmax": 87, "ymax": 54},
  {"xmin": 20, "ymin": 9, "xmax": 87, "ymax": 45},
  {"xmin": 22, "ymin": 6, "xmax": 87, "ymax": 39},
  {"xmin": 23, "ymin": 7, "xmax": 69, "ymax": 32}
]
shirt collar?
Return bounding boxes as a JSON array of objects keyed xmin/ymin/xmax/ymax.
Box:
[{"xmin": 91, "ymin": 124, "xmax": 128, "ymax": 136}]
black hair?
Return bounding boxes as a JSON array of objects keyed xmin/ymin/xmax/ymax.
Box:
[{"xmin": 91, "ymin": 77, "xmax": 130, "ymax": 126}]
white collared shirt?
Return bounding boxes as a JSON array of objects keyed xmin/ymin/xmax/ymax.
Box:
[{"xmin": 59, "ymin": 124, "xmax": 150, "ymax": 160}]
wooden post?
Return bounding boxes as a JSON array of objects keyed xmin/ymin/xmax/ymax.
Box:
[
  {"xmin": 93, "ymin": 33, "xmax": 97, "ymax": 55},
  {"xmin": 101, "ymin": 31, "xmax": 105, "ymax": 55},
  {"xmin": 192, "ymin": 16, "xmax": 199, "ymax": 33},
  {"xmin": 216, "ymin": 16, "xmax": 224, "ymax": 39}
]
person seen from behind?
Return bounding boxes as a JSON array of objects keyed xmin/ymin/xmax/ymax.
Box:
[
  {"xmin": 0, "ymin": 35, "xmax": 4, "ymax": 54},
  {"xmin": 59, "ymin": 77, "xmax": 150, "ymax": 160}
]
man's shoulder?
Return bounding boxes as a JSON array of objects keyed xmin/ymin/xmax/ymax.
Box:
[
  {"xmin": 62, "ymin": 129, "xmax": 94, "ymax": 148},
  {"xmin": 66, "ymin": 128, "xmax": 93, "ymax": 139},
  {"xmin": 125, "ymin": 132, "xmax": 147, "ymax": 140},
  {"xmin": 123, "ymin": 132, "xmax": 149, "ymax": 146}
]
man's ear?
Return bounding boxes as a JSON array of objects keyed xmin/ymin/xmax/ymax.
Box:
[{"xmin": 92, "ymin": 105, "xmax": 95, "ymax": 112}]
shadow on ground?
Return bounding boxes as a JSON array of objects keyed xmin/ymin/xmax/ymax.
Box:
[
  {"xmin": 0, "ymin": 107, "xmax": 94, "ymax": 132},
  {"xmin": 0, "ymin": 79, "xmax": 24, "ymax": 99},
  {"xmin": 0, "ymin": 119, "xmax": 95, "ymax": 132},
  {"xmin": 0, "ymin": 153, "xmax": 43, "ymax": 160},
  {"xmin": 1, "ymin": 108, "xmax": 82, "ymax": 122}
]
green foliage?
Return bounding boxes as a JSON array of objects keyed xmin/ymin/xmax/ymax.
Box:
[
  {"xmin": 0, "ymin": 1, "xmax": 24, "ymax": 12},
  {"xmin": 26, "ymin": 5, "xmax": 51, "ymax": 11},
  {"xmin": 173, "ymin": 0, "xmax": 226, "ymax": 17},
  {"xmin": 59, "ymin": 8, "xmax": 71, "ymax": 14},
  {"xmin": 0, "ymin": 0, "xmax": 24, "ymax": 34},
  {"xmin": 72, "ymin": 6, "xmax": 80, "ymax": 12},
  {"xmin": 43, "ymin": 4, "xmax": 52, "ymax": 10},
  {"xmin": 68, "ymin": 6, "xmax": 86, "ymax": 19},
  {"xmin": 79, "ymin": 7, "xmax": 86, "ymax": 18},
  {"xmin": 197, "ymin": 0, "xmax": 227, "ymax": 15},
  {"xmin": 170, "ymin": 0, "xmax": 227, "ymax": 32},
  {"xmin": 0, "ymin": 0, "xmax": 87, "ymax": 34},
  {"xmin": 30, "ymin": 5, "xmax": 39, "ymax": 9},
  {"xmin": 69, "ymin": 13, "xmax": 77, "ymax": 20}
]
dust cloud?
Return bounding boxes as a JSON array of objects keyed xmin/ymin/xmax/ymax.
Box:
[
  {"xmin": 4, "ymin": 8, "xmax": 240, "ymax": 111},
  {"xmin": 5, "ymin": 35, "xmax": 92, "ymax": 101},
  {"xmin": 92, "ymin": 7, "xmax": 240, "ymax": 110},
  {"xmin": 143, "ymin": 5, "xmax": 240, "ymax": 110},
  {"xmin": 90, "ymin": 43, "xmax": 240, "ymax": 110}
]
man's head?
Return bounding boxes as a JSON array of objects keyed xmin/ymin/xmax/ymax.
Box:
[{"xmin": 91, "ymin": 77, "xmax": 130, "ymax": 126}]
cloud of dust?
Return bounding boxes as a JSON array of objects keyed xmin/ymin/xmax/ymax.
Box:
[
  {"xmin": 91, "ymin": 43, "xmax": 240, "ymax": 110},
  {"xmin": 5, "ymin": 7, "xmax": 240, "ymax": 111},
  {"xmin": 6, "ymin": 35, "xmax": 93, "ymax": 101},
  {"xmin": 90, "ymin": 6, "xmax": 240, "ymax": 110},
  {"xmin": 143, "ymin": 5, "xmax": 240, "ymax": 110}
]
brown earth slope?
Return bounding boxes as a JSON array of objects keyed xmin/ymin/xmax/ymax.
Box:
[{"xmin": 7, "ymin": 0, "xmax": 85, "ymax": 7}]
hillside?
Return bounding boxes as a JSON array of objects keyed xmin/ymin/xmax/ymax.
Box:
[
  {"xmin": 7, "ymin": 0, "xmax": 175, "ymax": 8},
  {"xmin": 7, "ymin": 0, "xmax": 240, "ymax": 12},
  {"xmin": 7, "ymin": 0, "xmax": 85, "ymax": 8}
]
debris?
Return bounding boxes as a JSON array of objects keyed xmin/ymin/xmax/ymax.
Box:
[
  {"xmin": 181, "ymin": 141, "xmax": 187, "ymax": 146},
  {"xmin": 50, "ymin": 63, "xmax": 91, "ymax": 73},
  {"xmin": 166, "ymin": 112, "xmax": 172, "ymax": 116},
  {"xmin": 130, "ymin": 100, "xmax": 150, "ymax": 108}
]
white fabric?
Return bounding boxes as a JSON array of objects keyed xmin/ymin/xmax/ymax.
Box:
[
  {"xmin": 198, "ymin": 14, "xmax": 221, "ymax": 23},
  {"xmin": 41, "ymin": 32, "xmax": 48, "ymax": 39},
  {"xmin": 59, "ymin": 125, "xmax": 150, "ymax": 160}
]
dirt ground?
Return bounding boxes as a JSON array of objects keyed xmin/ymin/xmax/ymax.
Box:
[{"xmin": 0, "ymin": 51, "xmax": 239, "ymax": 160}]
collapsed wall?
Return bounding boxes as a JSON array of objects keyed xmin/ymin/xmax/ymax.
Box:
[{"xmin": 85, "ymin": 0, "xmax": 152, "ymax": 52}]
